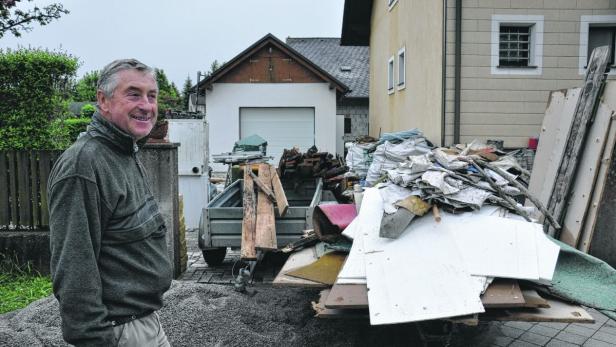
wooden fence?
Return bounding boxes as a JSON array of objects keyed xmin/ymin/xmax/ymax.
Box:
[{"xmin": 0, "ymin": 150, "xmax": 63, "ymax": 231}]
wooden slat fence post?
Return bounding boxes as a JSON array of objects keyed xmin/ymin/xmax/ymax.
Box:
[{"xmin": 0, "ymin": 151, "xmax": 8, "ymax": 228}]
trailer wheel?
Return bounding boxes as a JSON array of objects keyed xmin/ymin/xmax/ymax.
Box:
[{"xmin": 202, "ymin": 247, "xmax": 227, "ymax": 267}]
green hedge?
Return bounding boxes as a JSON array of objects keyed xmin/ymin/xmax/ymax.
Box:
[{"xmin": 0, "ymin": 48, "xmax": 79, "ymax": 150}]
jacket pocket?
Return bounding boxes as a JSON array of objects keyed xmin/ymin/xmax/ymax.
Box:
[{"xmin": 103, "ymin": 213, "xmax": 166, "ymax": 245}]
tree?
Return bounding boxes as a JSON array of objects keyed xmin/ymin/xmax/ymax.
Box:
[
  {"xmin": 181, "ymin": 75, "xmax": 192, "ymax": 111},
  {"xmin": 72, "ymin": 70, "xmax": 99, "ymax": 101},
  {"xmin": 154, "ymin": 68, "xmax": 181, "ymax": 117},
  {"xmin": 0, "ymin": 48, "xmax": 78, "ymax": 149},
  {"xmin": 0, "ymin": 0, "xmax": 69, "ymax": 39}
]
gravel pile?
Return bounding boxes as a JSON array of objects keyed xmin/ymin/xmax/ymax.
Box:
[{"xmin": 0, "ymin": 281, "xmax": 445, "ymax": 346}]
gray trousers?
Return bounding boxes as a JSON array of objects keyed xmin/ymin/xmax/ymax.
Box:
[{"xmin": 112, "ymin": 311, "xmax": 170, "ymax": 347}]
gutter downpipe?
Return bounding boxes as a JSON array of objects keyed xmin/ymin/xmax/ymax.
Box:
[
  {"xmin": 454, "ymin": 0, "xmax": 462, "ymax": 144},
  {"xmin": 441, "ymin": 0, "xmax": 447, "ymax": 146}
]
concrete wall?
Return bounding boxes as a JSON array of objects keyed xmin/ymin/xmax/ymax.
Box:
[
  {"xmin": 139, "ymin": 143, "xmax": 183, "ymax": 279},
  {"xmin": 337, "ymin": 98, "xmax": 370, "ymax": 143},
  {"xmin": 444, "ymin": 0, "xmax": 616, "ymax": 147},
  {"xmin": 206, "ymin": 83, "xmax": 338, "ymax": 171},
  {"xmin": 369, "ymin": 0, "xmax": 444, "ymax": 144}
]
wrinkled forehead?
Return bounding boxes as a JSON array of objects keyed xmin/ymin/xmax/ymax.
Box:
[{"xmin": 115, "ymin": 70, "xmax": 158, "ymax": 93}]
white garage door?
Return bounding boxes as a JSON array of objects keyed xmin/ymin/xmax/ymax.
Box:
[{"xmin": 240, "ymin": 107, "xmax": 315, "ymax": 165}]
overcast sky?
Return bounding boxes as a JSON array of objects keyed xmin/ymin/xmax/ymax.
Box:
[{"xmin": 1, "ymin": 0, "xmax": 345, "ymax": 88}]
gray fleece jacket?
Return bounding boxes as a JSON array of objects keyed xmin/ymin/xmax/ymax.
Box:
[{"xmin": 48, "ymin": 113, "xmax": 172, "ymax": 346}]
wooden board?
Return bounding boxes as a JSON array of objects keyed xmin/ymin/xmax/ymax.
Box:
[
  {"xmin": 286, "ymin": 252, "xmax": 346, "ymax": 285},
  {"xmin": 272, "ymin": 246, "xmax": 327, "ymax": 288},
  {"xmin": 520, "ymin": 289, "xmax": 550, "ymax": 308},
  {"xmin": 270, "ymin": 166, "xmax": 289, "ymax": 217},
  {"xmin": 324, "ymin": 283, "xmax": 369, "ymax": 309},
  {"xmin": 480, "ymin": 279, "xmax": 526, "ymax": 308},
  {"xmin": 482, "ymin": 296, "xmax": 594, "ymax": 323},
  {"xmin": 30, "ymin": 151, "xmax": 40, "ymax": 228},
  {"xmin": 255, "ymin": 163, "xmax": 277, "ymax": 250},
  {"xmin": 578, "ymin": 83, "xmax": 616, "ymax": 252},
  {"xmin": 0, "ymin": 152, "xmax": 8, "ymax": 226},
  {"xmin": 526, "ymin": 88, "xmax": 580, "ymax": 215},
  {"xmin": 560, "ymin": 94, "xmax": 615, "ymax": 246},
  {"xmin": 313, "ymin": 289, "xmax": 369, "ymax": 319},
  {"xmin": 8, "ymin": 151, "xmax": 18, "ymax": 225},
  {"xmin": 241, "ymin": 167, "xmax": 257, "ymax": 260},
  {"xmin": 38, "ymin": 151, "xmax": 53, "ymax": 227},
  {"xmin": 547, "ymin": 46, "xmax": 611, "ymax": 237},
  {"xmin": 17, "ymin": 151, "xmax": 32, "ymax": 227}
]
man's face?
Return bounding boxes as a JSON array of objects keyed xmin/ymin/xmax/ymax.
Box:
[{"xmin": 97, "ymin": 69, "xmax": 158, "ymax": 140}]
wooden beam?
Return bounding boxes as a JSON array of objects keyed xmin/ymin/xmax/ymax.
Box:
[
  {"xmin": 547, "ymin": 45, "xmax": 611, "ymax": 237},
  {"xmin": 270, "ymin": 166, "xmax": 289, "ymax": 217},
  {"xmin": 255, "ymin": 163, "xmax": 277, "ymax": 250},
  {"xmin": 249, "ymin": 171, "xmax": 276, "ymax": 203},
  {"xmin": 241, "ymin": 167, "xmax": 257, "ymax": 260}
]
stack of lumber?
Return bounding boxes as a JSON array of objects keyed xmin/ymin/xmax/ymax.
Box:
[
  {"xmin": 278, "ymin": 146, "xmax": 351, "ymax": 190},
  {"xmin": 240, "ymin": 163, "xmax": 288, "ymax": 260},
  {"xmin": 527, "ymin": 46, "xmax": 616, "ymax": 265}
]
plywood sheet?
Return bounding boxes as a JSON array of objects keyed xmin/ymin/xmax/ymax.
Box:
[
  {"xmin": 364, "ymin": 213, "xmax": 485, "ymax": 325},
  {"xmin": 273, "ymin": 246, "xmax": 327, "ymax": 287},
  {"xmin": 579, "ymin": 82, "xmax": 616, "ymax": 252},
  {"xmin": 560, "ymin": 94, "xmax": 615, "ymax": 246},
  {"xmin": 313, "ymin": 289, "xmax": 369, "ymax": 319},
  {"xmin": 286, "ymin": 252, "xmax": 346, "ymax": 285},
  {"xmin": 520, "ymin": 289, "xmax": 550, "ymax": 308},
  {"xmin": 527, "ymin": 88, "xmax": 580, "ymax": 213},
  {"xmin": 483, "ymin": 297, "xmax": 594, "ymax": 323},
  {"xmin": 480, "ymin": 279, "xmax": 525, "ymax": 308},
  {"xmin": 324, "ymin": 283, "xmax": 369, "ymax": 309}
]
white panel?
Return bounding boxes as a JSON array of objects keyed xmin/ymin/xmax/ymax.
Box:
[
  {"xmin": 240, "ymin": 107, "xmax": 314, "ymax": 165},
  {"xmin": 168, "ymin": 119, "xmax": 207, "ymax": 175},
  {"xmin": 178, "ymin": 176, "xmax": 209, "ymax": 229},
  {"xmin": 364, "ymin": 213, "xmax": 484, "ymax": 325}
]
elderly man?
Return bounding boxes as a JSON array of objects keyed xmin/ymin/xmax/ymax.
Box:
[{"xmin": 48, "ymin": 59, "xmax": 172, "ymax": 346}]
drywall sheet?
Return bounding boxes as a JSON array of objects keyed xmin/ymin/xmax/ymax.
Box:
[
  {"xmin": 337, "ymin": 188, "xmax": 383, "ymax": 284},
  {"xmin": 527, "ymin": 88, "xmax": 581, "ymax": 214},
  {"xmin": 363, "ymin": 215, "xmax": 485, "ymax": 325},
  {"xmin": 561, "ymin": 94, "xmax": 616, "ymax": 247},
  {"xmin": 449, "ymin": 215, "xmax": 541, "ymax": 280}
]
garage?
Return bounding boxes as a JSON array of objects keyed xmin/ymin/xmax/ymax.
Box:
[{"xmin": 240, "ymin": 107, "xmax": 315, "ymax": 164}]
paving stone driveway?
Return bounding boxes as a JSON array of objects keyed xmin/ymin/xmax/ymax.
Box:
[{"xmin": 180, "ymin": 230, "xmax": 616, "ymax": 346}]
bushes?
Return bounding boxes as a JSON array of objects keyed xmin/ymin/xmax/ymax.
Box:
[
  {"xmin": 0, "ymin": 48, "xmax": 78, "ymax": 150},
  {"xmin": 48, "ymin": 117, "xmax": 91, "ymax": 148},
  {"xmin": 80, "ymin": 103, "xmax": 96, "ymax": 117}
]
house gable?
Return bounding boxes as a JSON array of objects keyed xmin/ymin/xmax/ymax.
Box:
[{"xmin": 217, "ymin": 44, "xmax": 323, "ymax": 84}]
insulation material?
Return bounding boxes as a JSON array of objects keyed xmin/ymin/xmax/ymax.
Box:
[{"xmin": 365, "ymin": 139, "xmax": 431, "ymax": 185}]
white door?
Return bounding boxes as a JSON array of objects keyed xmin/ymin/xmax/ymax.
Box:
[{"xmin": 240, "ymin": 107, "xmax": 315, "ymax": 165}]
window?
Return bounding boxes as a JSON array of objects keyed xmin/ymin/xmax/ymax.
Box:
[
  {"xmin": 388, "ymin": 0, "xmax": 398, "ymax": 10},
  {"xmin": 588, "ymin": 26, "xmax": 615, "ymax": 66},
  {"xmin": 387, "ymin": 56, "xmax": 395, "ymax": 94},
  {"xmin": 344, "ymin": 116, "xmax": 352, "ymax": 134},
  {"xmin": 499, "ymin": 26, "xmax": 531, "ymax": 67},
  {"xmin": 579, "ymin": 15, "xmax": 616, "ymax": 74},
  {"xmin": 397, "ymin": 47, "xmax": 406, "ymax": 90},
  {"xmin": 491, "ymin": 15, "xmax": 543, "ymax": 75}
]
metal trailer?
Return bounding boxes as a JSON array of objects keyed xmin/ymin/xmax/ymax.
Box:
[{"xmin": 198, "ymin": 178, "xmax": 324, "ymax": 266}]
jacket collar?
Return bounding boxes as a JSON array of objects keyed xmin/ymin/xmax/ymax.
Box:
[{"xmin": 88, "ymin": 112, "xmax": 148, "ymax": 154}]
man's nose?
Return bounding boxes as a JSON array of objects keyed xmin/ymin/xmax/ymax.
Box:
[{"xmin": 137, "ymin": 95, "xmax": 156, "ymax": 110}]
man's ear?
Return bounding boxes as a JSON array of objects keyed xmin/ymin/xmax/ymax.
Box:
[{"xmin": 96, "ymin": 90, "xmax": 110, "ymax": 114}]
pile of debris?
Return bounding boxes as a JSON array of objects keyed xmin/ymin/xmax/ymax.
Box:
[
  {"xmin": 278, "ymin": 146, "xmax": 350, "ymax": 192},
  {"xmin": 270, "ymin": 47, "xmax": 616, "ymax": 328}
]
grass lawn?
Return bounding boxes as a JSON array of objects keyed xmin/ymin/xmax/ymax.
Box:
[{"xmin": 0, "ymin": 258, "xmax": 53, "ymax": 315}]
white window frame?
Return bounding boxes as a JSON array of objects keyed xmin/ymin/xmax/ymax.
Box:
[
  {"xmin": 491, "ymin": 15, "xmax": 544, "ymax": 75},
  {"xmin": 387, "ymin": 55, "xmax": 395, "ymax": 95},
  {"xmin": 388, "ymin": 0, "xmax": 398, "ymax": 11},
  {"xmin": 579, "ymin": 15, "xmax": 616, "ymax": 75},
  {"xmin": 397, "ymin": 46, "xmax": 406, "ymax": 90}
]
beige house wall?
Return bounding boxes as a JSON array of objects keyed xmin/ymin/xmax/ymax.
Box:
[
  {"xmin": 444, "ymin": 0, "xmax": 616, "ymax": 147},
  {"xmin": 369, "ymin": 0, "xmax": 444, "ymax": 145}
]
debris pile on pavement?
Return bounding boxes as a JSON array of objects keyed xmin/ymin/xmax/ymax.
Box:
[{"xmin": 272, "ymin": 47, "xmax": 616, "ymax": 328}]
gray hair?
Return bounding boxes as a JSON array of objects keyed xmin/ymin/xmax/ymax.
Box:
[{"xmin": 97, "ymin": 58, "xmax": 157, "ymax": 97}]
